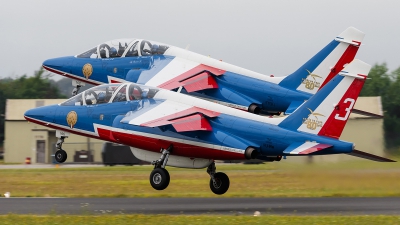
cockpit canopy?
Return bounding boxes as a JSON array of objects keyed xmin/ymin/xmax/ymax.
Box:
[
  {"xmin": 76, "ymin": 39, "xmax": 170, "ymax": 58},
  {"xmin": 60, "ymin": 83, "xmax": 160, "ymax": 106}
]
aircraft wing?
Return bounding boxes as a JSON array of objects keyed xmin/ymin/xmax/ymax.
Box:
[
  {"xmin": 143, "ymin": 57, "xmax": 225, "ymax": 92},
  {"xmin": 283, "ymin": 142, "xmax": 332, "ymax": 155},
  {"xmin": 120, "ymin": 100, "xmax": 220, "ymax": 132}
]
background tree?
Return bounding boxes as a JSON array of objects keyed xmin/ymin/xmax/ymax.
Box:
[
  {"xmin": 359, "ymin": 63, "xmax": 400, "ymax": 154},
  {"xmin": 0, "ymin": 68, "xmax": 66, "ymax": 147}
]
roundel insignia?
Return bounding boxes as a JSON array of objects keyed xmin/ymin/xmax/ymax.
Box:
[
  {"xmin": 66, "ymin": 111, "xmax": 78, "ymax": 128},
  {"xmin": 82, "ymin": 63, "xmax": 93, "ymax": 79}
]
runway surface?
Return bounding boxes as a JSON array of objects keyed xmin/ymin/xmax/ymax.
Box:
[{"xmin": 1, "ymin": 197, "xmax": 400, "ymax": 215}]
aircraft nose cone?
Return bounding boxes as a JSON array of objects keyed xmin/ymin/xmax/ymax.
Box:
[
  {"xmin": 24, "ymin": 108, "xmax": 44, "ymax": 121},
  {"xmin": 25, "ymin": 105, "xmax": 59, "ymax": 126},
  {"xmin": 42, "ymin": 56, "xmax": 74, "ymax": 73}
]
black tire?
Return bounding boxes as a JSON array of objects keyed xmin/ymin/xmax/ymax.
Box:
[
  {"xmin": 55, "ymin": 150, "xmax": 67, "ymax": 163},
  {"xmin": 150, "ymin": 168, "xmax": 170, "ymax": 190},
  {"xmin": 209, "ymin": 172, "xmax": 230, "ymax": 195}
]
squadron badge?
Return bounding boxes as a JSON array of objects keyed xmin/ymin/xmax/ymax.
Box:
[
  {"xmin": 66, "ymin": 111, "xmax": 78, "ymax": 128},
  {"xmin": 302, "ymin": 69, "xmax": 322, "ymax": 90},
  {"xmin": 302, "ymin": 108, "xmax": 324, "ymax": 130},
  {"xmin": 82, "ymin": 63, "xmax": 93, "ymax": 79}
]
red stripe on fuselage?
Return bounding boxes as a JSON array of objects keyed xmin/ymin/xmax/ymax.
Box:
[
  {"xmin": 110, "ymin": 129, "xmax": 245, "ymax": 160},
  {"xmin": 318, "ymin": 44, "xmax": 360, "ymax": 90},
  {"xmin": 42, "ymin": 65, "xmax": 101, "ymax": 86},
  {"xmin": 24, "ymin": 116, "xmax": 103, "ymax": 140},
  {"xmin": 24, "ymin": 116, "xmax": 245, "ymax": 160}
]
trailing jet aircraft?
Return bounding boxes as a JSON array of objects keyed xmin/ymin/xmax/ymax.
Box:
[
  {"xmin": 25, "ymin": 59, "xmax": 394, "ymax": 195},
  {"xmin": 43, "ymin": 27, "xmax": 368, "ymax": 116}
]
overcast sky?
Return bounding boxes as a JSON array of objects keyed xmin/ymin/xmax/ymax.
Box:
[{"xmin": 1, "ymin": 0, "xmax": 399, "ymax": 80}]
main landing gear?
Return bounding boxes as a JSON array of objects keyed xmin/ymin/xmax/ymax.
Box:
[
  {"xmin": 207, "ymin": 161, "xmax": 230, "ymax": 195},
  {"xmin": 149, "ymin": 145, "xmax": 172, "ymax": 190},
  {"xmin": 55, "ymin": 136, "xmax": 68, "ymax": 163},
  {"xmin": 148, "ymin": 145, "xmax": 230, "ymax": 195}
]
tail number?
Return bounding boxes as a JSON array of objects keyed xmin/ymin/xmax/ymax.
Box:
[{"xmin": 334, "ymin": 98, "xmax": 355, "ymax": 121}]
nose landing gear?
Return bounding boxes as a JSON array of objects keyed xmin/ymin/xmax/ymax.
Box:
[
  {"xmin": 55, "ymin": 136, "xmax": 68, "ymax": 163},
  {"xmin": 207, "ymin": 161, "xmax": 230, "ymax": 195},
  {"xmin": 72, "ymin": 85, "xmax": 81, "ymax": 96},
  {"xmin": 149, "ymin": 145, "xmax": 173, "ymax": 190},
  {"xmin": 71, "ymin": 80, "xmax": 85, "ymax": 96}
]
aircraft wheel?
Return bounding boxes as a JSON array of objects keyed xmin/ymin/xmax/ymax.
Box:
[
  {"xmin": 150, "ymin": 168, "xmax": 170, "ymax": 190},
  {"xmin": 55, "ymin": 150, "xmax": 67, "ymax": 163},
  {"xmin": 210, "ymin": 172, "xmax": 230, "ymax": 195}
]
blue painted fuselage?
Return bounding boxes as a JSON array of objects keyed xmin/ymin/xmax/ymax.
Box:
[{"xmin": 24, "ymin": 99, "xmax": 353, "ymax": 159}]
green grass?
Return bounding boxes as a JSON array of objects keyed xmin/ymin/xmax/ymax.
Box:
[
  {"xmin": 1, "ymin": 215, "xmax": 400, "ymax": 225},
  {"xmin": 1, "ymin": 160, "xmax": 400, "ymax": 198}
]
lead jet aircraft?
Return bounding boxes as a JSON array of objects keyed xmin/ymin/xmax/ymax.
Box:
[
  {"xmin": 25, "ymin": 59, "xmax": 394, "ymax": 195},
  {"xmin": 43, "ymin": 27, "xmax": 368, "ymax": 116}
]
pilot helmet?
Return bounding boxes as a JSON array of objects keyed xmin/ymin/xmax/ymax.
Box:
[
  {"xmin": 151, "ymin": 44, "xmax": 159, "ymax": 54},
  {"xmin": 98, "ymin": 92, "xmax": 106, "ymax": 102},
  {"xmin": 109, "ymin": 47, "xmax": 118, "ymax": 57}
]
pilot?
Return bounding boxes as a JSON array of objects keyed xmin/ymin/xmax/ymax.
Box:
[
  {"xmin": 97, "ymin": 92, "xmax": 108, "ymax": 104},
  {"xmin": 97, "ymin": 90, "xmax": 112, "ymax": 104},
  {"xmin": 109, "ymin": 47, "xmax": 118, "ymax": 58},
  {"xmin": 151, "ymin": 44, "xmax": 159, "ymax": 55}
]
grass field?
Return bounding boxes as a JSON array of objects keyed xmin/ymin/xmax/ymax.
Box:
[
  {"xmin": 1, "ymin": 160, "xmax": 400, "ymax": 197},
  {"xmin": 1, "ymin": 215, "xmax": 400, "ymax": 225}
]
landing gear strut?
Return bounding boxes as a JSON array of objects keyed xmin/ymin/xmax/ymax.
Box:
[
  {"xmin": 55, "ymin": 136, "xmax": 68, "ymax": 163},
  {"xmin": 149, "ymin": 145, "xmax": 173, "ymax": 190},
  {"xmin": 207, "ymin": 161, "xmax": 230, "ymax": 195},
  {"xmin": 71, "ymin": 80, "xmax": 85, "ymax": 96},
  {"xmin": 72, "ymin": 85, "xmax": 81, "ymax": 96}
]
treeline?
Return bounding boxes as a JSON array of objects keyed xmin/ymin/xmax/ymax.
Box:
[
  {"xmin": 359, "ymin": 63, "xmax": 400, "ymax": 152},
  {"xmin": 0, "ymin": 64, "xmax": 399, "ymax": 151},
  {"xmin": 0, "ymin": 68, "xmax": 65, "ymax": 145}
]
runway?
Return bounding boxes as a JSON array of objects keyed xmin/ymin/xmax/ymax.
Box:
[{"xmin": 1, "ymin": 197, "xmax": 400, "ymax": 215}]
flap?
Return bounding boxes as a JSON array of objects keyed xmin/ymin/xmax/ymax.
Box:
[{"xmin": 283, "ymin": 142, "xmax": 332, "ymax": 155}]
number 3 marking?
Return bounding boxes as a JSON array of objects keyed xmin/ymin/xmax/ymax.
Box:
[{"xmin": 334, "ymin": 98, "xmax": 355, "ymax": 121}]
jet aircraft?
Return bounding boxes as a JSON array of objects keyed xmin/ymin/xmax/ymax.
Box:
[
  {"xmin": 25, "ymin": 59, "xmax": 394, "ymax": 195},
  {"xmin": 43, "ymin": 27, "xmax": 368, "ymax": 116}
]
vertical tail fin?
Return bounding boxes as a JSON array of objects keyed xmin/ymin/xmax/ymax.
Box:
[
  {"xmin": 278, "ymin": 59, "xmax": 371, "ymax": 139},
  {"xmin": 279, "ymin": 27, "xmax": 364, "ymax": 95}
]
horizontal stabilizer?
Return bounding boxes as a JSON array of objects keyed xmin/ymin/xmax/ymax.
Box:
[
  {"xmin": 339, "ymin": 59, "xmax": 371, "ymax": 79},
  {"xmin": 335, "ymin": 27, "xmax": 364, "ymax": 46},
  {"xmin": 352, "ymin": 108, "xmax": 384, "ymax": 119},
  {"xmin": 283, "ymin": 142, "xmax": 332, "ymax": 155},
  {"xmin": 347, "ymin": 149, "xmax": 396, "ymax": 162}
]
